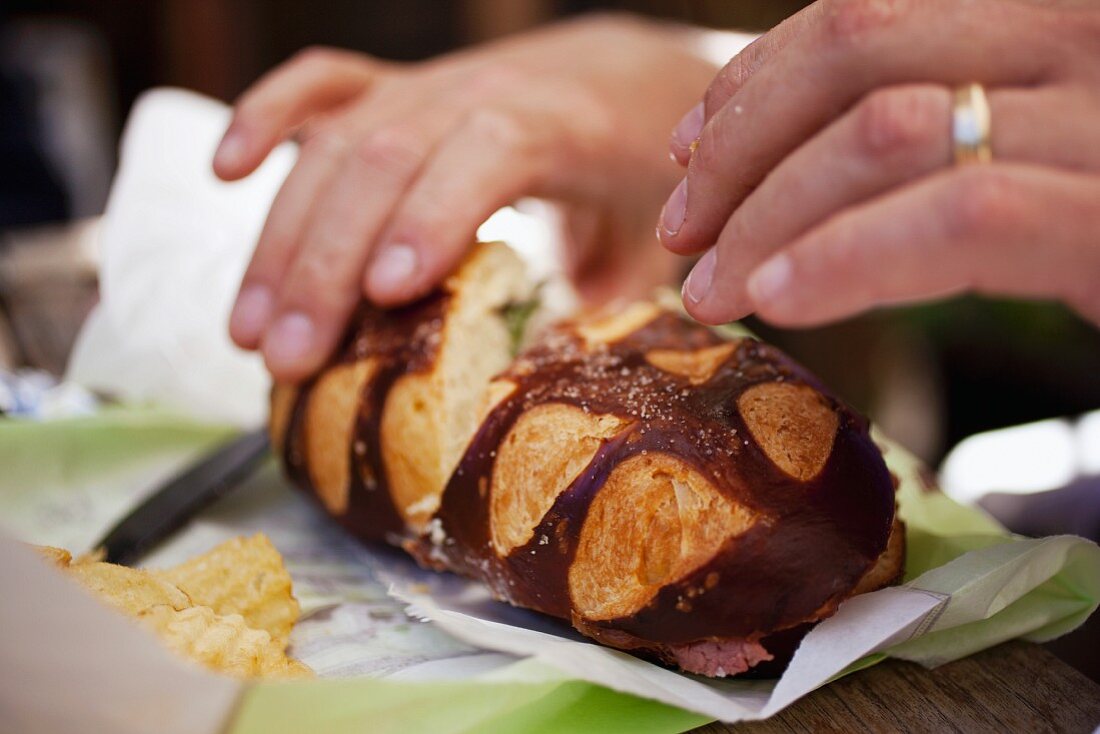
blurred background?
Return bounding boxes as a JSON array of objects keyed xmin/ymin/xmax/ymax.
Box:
[{"xmin": 1, "ymin": 0, "xmax": 1098, "ymax": 673}]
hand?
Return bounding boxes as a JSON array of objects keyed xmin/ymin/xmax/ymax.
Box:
[
  {"xmin": 659, "ymin": 0, "xmax": 1100, "ymax": 328},
  {"xmin": 215, "ymin": 14, "xmax": 717, "ymax": 381}
]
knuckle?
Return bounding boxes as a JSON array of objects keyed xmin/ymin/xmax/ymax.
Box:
[
  {"xmin": 254, "ymin": 222, "xmax": 297, "ymax": 260},
  {"xmin": 465, "ymin": 62, "xmax": 527, "ymax": 95},
  {"xmin": 854, "ymin": 86, "xmax": 943, "ymax": 160},
  {"xmin": 946, "ymin": 168, "xmax": 1026, "ymax": 238},
  {"xmin": 299, "ymin": 126, "xmax": 350, "ymax": 157},
  {"xmin": 462, "ymin": 108, "xmax": 531, "ymax": 153},
  {"xmin": 704, "ymin": 58, "xmax": 744, "ymax": 114},
  {"xmin": 704, "ymin": 66, "xmax": 739, "ymax": 113},
  {"xmin": 287, "ymin": 254, "xmax": 352, "ymax": 313},
  {"xmin": 823, "ymin": 0, "xmax": 908, "ymax": 48},
  {"xmin": 353, "ymin": 126, "xmax": 426, "ymax": 174},
  {"xmin": 704, "ymin": 34, "xmax": 771, "ymax": 112},
  {"xmin": 734, "ymin": 36, "xmax": 770, "ymax": 84},
  {"xmin": 818, "ymin": 219, "xmax": 861, "ymax": 273}
]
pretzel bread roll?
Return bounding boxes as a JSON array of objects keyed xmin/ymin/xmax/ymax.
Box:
[
  {"xmin": 273, "ymin": 245, "xmax": 903, "ymax": 677},
  {"xmin": 416, "ymin": 302, "xmax": 902, "ymax": 677}
]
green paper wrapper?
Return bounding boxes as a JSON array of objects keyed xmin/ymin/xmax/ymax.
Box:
[{"xmin": 1, "ymin": 409, "xmax": 1096, "ymax": 731}]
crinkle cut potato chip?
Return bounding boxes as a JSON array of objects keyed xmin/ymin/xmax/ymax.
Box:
[
  {"xmin": 66, "ymin": 561, "xmax": 192, "ymax": 616},
  {"xmin": 141, "ymin": 605, "xmax": 311, "ymax": 679},
  {"xmin": 153, "ymin": 534, "xmax": 299, "ymax": 646},
  {"xmin": 35, "ymin": 533, "xmax": 309, "ymax": 679}
]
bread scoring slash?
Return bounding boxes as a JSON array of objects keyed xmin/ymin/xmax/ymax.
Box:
[{"xmin": 271, "ymin": 243, "xmax": 903, "ymax": 677}]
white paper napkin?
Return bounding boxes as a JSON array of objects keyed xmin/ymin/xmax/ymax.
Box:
[{"xmin": 66, "ymin": 88, "xmax": 295, "ymax": 426}]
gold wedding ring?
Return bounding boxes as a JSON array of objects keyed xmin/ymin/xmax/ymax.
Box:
[{"xmin": 953, "ymin": 83, "xmax": 992, "ymax": 165}]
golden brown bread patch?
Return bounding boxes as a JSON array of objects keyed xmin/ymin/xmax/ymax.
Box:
[
  {"xmin": 738, "ymin": 382, "xmax": 839, "ymax": 481},
  {"xmin": 490, "ymin": 403, "xmax": 627, "ymax": 556},
  {"xmin": 305, "ymin": 359, "xmax": 376, "ymax": 515},
  {"xmin": 645, "ymin": 343, "xmax": 737, "ymax": 385},
  {"xmin": 576, "ymin": 301, "xmax": 661, "ymax": 348},
  {"xmin": 569, "ymin": 452, "xmax": 756, "ymax": 621}
]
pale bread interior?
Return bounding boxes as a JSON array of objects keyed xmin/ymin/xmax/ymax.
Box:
[{"xmin": 383, "ymin": 242, "xmax": 535, "ymax": 529}]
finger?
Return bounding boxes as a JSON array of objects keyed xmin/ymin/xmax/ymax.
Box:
[
  {"xmin": 253, "ymin": 72, "xmax": 522, "ymax": 377},
  {"xmin": 741, "ymin": 164, "xmax": 1100, "ymax": 327},
  {"xmin": 229, "ymin": 132, "xmax": 349, "ymax": 350},
  {"xmin": 682, "ymin": 84, "xmax": 950, "ymax": 320},
  {"xmin": 670, "ymin": 5, "xmax": 823, "ymax": 165},
  {"xmin": 365, "ymin": 107, "xmax": 553, "ymax": 306},
  {"xmin": 214, "ymin": 47, "xmax": 375, "ymax": 180},
  {"xmin": 261, "ymin": 124, "xmax": 433, "ymax": 381},
  {"xmin": 660, "ymin": 0, "xmax": 1064, "ymax": 253},
  {"xmin": 682, "ymin": 83, "xmax": 1097, "ymax": 321}
]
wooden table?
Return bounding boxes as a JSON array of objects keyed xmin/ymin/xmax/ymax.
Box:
[{"xmin": 691, "ymin": 641, "xmax": 1100, "ymax": 733}]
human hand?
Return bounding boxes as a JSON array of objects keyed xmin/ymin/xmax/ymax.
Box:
[
  {"xmin": 659, "ymin": 0, "xmax": 1100, "ymax": 328},
  {"xmin": 215, "ymin": 14, "xmax": 716, "ymax": 381}
]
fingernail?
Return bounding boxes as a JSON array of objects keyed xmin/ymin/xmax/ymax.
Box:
[
  {"xmin": 368, "ymin": 244, "xmax": 419, "ymax": 296},
  {"xmin": 661, "ymin": 178, "xmax": 688, "ymax": 237},
  {"xmin": 265, "ymin": 312, "xmax": 314, "ymax": 366},
  {"xmin": 230, "ymin": 285, "xmax": 274, "ymax": 341},
  {"xmin": 684, "ymin": 247, "xmax": 717, "ymax": 304},
  {"xmin": 214, "ymin": 127, "xmax": 247, "ymax": 171},
  {"xmin": 748, "ymin": 255, "xmax": 793, "ymax": 305},
  {"xmin": 672, "ymin": 102, "xmax": 705, "ymax": 151}
]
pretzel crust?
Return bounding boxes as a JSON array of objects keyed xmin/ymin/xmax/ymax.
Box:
[{"xmin": 274, "ymin": 247, "xmax": 902, "ymax": 677}]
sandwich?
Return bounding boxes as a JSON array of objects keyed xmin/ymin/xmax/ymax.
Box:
[{"xmin": 271, "ymin": 242, "xmax": 903, "ymax": 677}]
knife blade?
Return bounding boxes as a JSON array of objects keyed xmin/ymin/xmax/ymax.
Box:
[{"xmin": 94, "ymin": 428, "xmax": 271, "ymax": 565}]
